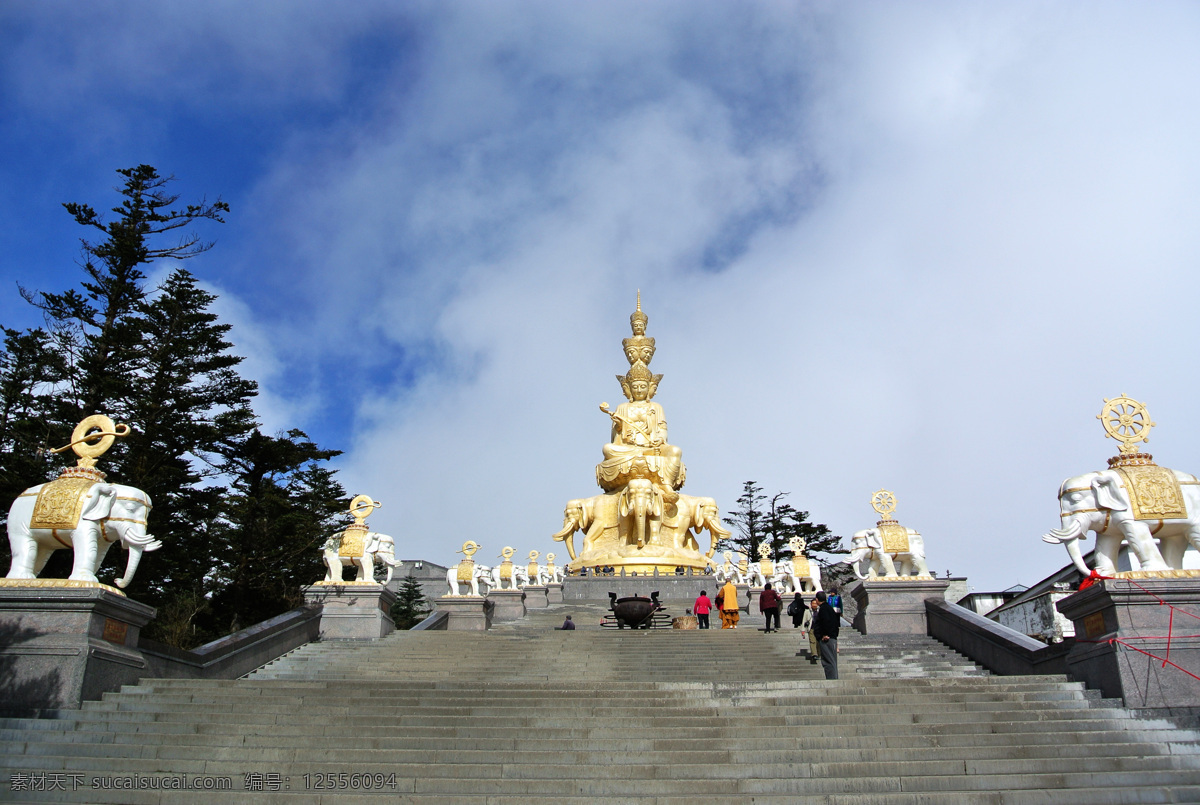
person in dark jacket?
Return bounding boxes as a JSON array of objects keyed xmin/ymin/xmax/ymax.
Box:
[
  {"xmin": 787, "ymin": 593, "xmax": 805, "ymax": 629},
  {"xmin": 759, "ymin": 582, "xmax": 782, "ymax": 633},
  {"xmin": 557, "ymin": 615, "xmax": 576, "ymax": 630},
  {"xmin": 812, "ymin": 591, "xmax": 840, "ymax": 678}
]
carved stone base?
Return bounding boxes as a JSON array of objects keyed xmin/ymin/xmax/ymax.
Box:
[
  {"xmin": 546, "ymin": 583, "xmax": 564, "ymax": 605},
  {"xmin": 850, "ymin": 578, "xmax": 950, "ymax": 635},
  {"xmin": 523, "ymin": 585, "xmax": 549, "ymax": 609},
  {"xmin": 488, "ymin": 588, "xmax": 527, "ymax": 621},
  {"xmin": 434, "ymin": 596, "xmax": 493, "ymax": 631},
  {"xmin": 302, "ymin": 584, "xmax": 396, "ymax": 640},
  {"xmin": 1057, "ymin": 578, "xmax": 1200, "ymax": 711},
  {"xmin": 0, "ymin": 587, "xmax": 155, "ymax": 713},
  {"xmin": 747, "ymin": 587, "xmax": 762, "ymax": 612}
]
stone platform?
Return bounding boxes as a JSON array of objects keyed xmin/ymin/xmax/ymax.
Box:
[
  {"xmin": 0, "ymin": 586, "xmax": 155, "ymax": 714},
  {"xmin": 303, "ymin": 583, "xmax": 396, "ymax": 639},
  {"xmin": 1058, "ymin": 577, "xmax": 1200, "ymax": 714}
]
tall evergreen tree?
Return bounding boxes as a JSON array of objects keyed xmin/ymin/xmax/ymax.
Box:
[
  {"xmin": 201, "ymin": 429, "xmax": 347, "ymax": 639},
  {"xmin": 391, "ymin": 575, "xmax": 431, "ymax": 630},
  {"xmin": 720, "ymin": 481, "xmax": 846, "ymax": 567},
  {"xmin": 1, "ymin": 166, "xmax": 346, "ymax": 648},
  {"xmin": 720, "ymin": 480, "xmax": 769, "ymax": 559}
]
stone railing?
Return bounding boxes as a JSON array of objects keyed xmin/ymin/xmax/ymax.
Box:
[
  {"xmin": 411, "ymin": 610, "xmax": 449, "ymax": 631},
  {"xmin": 139, "ymin": 606, "xmax": 322, "ymax": 680},
  {"xmin": 925, "ymin": 598, "xmax": 1071, "ymax": 677}
]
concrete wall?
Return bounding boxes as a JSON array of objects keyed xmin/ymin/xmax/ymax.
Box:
[
  {"xmin": 562, "ymin": 575, "xmax": 719, "ymax": 603},
  {"xmin": 392, "ymin": 560, "xmax": 449, "ymax": 604},
  {"xmin": 993, "ymin": 589, "xmax": 1075, "ymax": 643}
]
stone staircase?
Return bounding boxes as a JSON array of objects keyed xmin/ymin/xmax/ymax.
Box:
[{"xmin": 2, "ymin": 602, "xmax": 1200, "ymax": 803}]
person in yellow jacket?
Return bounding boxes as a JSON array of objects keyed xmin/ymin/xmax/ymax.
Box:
[{"xmin": 718, "ymin": 579, "xmax": 740, "ymax": 629}]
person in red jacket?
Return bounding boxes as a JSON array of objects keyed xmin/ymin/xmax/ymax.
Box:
[
  {"xmin": 759, "ymin": 582, "xmax": 782, "ymax": 633},
  {"xmin": 693, "ymin": 590, "xmax": 713, "ymax": 629}
]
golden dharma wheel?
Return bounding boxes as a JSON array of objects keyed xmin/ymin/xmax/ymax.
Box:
[
  {"xmin": 1098, "ymin": 394, "xmax": 1154, "ymax": 454},
  {"xmin": 871, "ymin": 489, "xmax": 897, "ymax": 519}
]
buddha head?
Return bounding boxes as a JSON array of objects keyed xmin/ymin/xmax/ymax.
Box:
[{"xmin": 626, "ymin": 361, "xmax": 653, "ymax": 401}]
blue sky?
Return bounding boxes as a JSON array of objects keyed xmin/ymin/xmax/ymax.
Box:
[{"xmin": 4, "ymin": 2, "xmax": 1200, "ymax": 593}]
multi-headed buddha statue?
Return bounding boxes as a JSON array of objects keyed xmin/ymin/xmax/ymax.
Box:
[{"xmin": 552, "ymin": 295, "xmax": 728, "ymax": 573}]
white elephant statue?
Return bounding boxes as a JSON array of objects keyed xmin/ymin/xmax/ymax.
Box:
[
  {"xmin": 7, "ymin": 481, "xmax": 161, "ymax": 588},
  {"xmin": 323, "ymin": 532, "xmax": 402, "ymax": 584},
  {"xmin": 542, "ymin": 564, "xmax": 564, "ymax": 585},
  {"xmin": 772, "ymin": 558, "xmax": 822, "ymax": 594},
  {"xmin": 846, "ymin": 528, "xmax": 930, "ymax": 579},
  {"xmin": 1043, "ymin": 468, "xmax": 1200, "ymax": 577},
  {"xmin": 490, "ymin": 563, "xmax": 529, "ymax": 590},
  {"xmin": 446, "ymin": 562, "xmax": 492, "ymax": 596},
  {"xmin": 714, "ymin": 551, "xmax": 748, "ymax": 585}
]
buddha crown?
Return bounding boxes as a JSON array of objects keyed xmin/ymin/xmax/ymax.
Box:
[{"xmin": 626, "ymin": 361, "xmax": 653, "ymax": 383}]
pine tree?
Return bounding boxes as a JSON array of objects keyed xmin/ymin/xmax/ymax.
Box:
[
  {"xmin": 720, "ymin": 480, "xmax": 769, "ymax": 559},
  {"xmin": 2, "ymin": 165, "xmax": 347, "ymax": 648},
  {"xmin": 200, "ymin": 429, "xmax": 347, "ymax": 640},
  {"xmin": 720, "ymin": 481, "xmax": 846, "ymax": 567},
  {"xmin": 391, "ymin": 575, "xmax": 431, "ymax": 630}
]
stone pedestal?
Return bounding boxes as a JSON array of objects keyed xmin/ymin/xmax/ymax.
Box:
[
  {"xmin": 488, "ymin": 588, "xmax": 527, "ymax": 621},
  {"xmin": 523, "ymin": 586, "xmax": 549, "ymax": 608},
  {"xmin": 303, "ymin": 583, "xmax": 396, "ymax": 640},
  {"xmin": 747, "ymin": 587, "xmax": 762, "ymax": 612},
  {"xmin": 850, "ymin": 578, "xmax": 949, "ymax": 635},
  {"xmin": 0, "ymin": 585, "xmax": 155, "ymax": 713},
  {"xmin": 546, "ymin": 583, "xmax": 564, "ymax": 604},
  {"xmin": 1057, "ymin": 578, "xmax": 1200, "ymax": 712},
  {"xmin": 435, "ymin": 596, "xmax": 493, "ymax": 630}
]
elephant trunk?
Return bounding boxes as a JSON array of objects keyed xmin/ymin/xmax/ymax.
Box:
[{"xmin": 845, "ymin": 547, "xmax": 869, "ymax": 580}]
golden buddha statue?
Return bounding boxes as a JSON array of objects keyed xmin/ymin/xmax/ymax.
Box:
[{"xmin": 551, "ymin": 295, "xmax": 728, "ymax": 574}]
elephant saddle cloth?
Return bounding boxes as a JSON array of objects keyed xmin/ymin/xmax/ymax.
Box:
[
  {"xmin": 456, "ymin": 560, "xmax": 475, "ymax": 582},
  {"xmin": 30, "ymin": 477, "xmax": 97, "ymax": 530},
  {"xmin": 877, "ymin": 522, "xmax": 911, "ymax": 553},
  {"xmin": 339, "ymin": 524, "xmax": 368, "ymax": 557},
  {"xmin": 1115, "ymin": 464, "xmax": 1187, "ymax": 521},
  {"xmin": 792, "ymin": 556, "xmax": 811, "ymax": 578}
]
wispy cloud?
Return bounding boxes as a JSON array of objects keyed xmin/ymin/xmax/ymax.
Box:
[{"xmin": 4, "ymin": 3, "xmax": 1200, "ymax": 590}]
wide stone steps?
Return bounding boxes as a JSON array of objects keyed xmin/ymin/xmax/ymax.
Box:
[{"xmin": 4, "ymin": 605, "xmax": 1200, "ymax": 802}]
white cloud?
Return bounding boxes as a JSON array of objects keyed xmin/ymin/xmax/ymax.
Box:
[
  {"xmin": 317, "ymin": 4, "xmax": 1200, "ymax": 591},
  {"xmin": 11, "ymin": 3, "xmax": 1200, "ymax": 593}
]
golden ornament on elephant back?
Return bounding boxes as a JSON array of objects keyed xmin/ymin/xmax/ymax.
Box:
[{"xmin": 1098, "ymin": 394, "xmax": 1155, "ymax": 455}]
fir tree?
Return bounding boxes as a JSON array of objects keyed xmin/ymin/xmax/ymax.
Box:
[
  {"xmin": 391, "ymin": 575, "xmax": 431, "ymax": 630},
  {"xmin": 720, "ymin": 481, "xmax": 846, "ymax": 567},
  {"xmin": 720, "ymin": 480, "xmax": 768, "ymax": 559},
  {"xmin": 1, "ymin": 166, "xmax": 346, "ymax": 648}
]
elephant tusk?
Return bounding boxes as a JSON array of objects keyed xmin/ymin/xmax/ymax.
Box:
[{"xmin": 1042, "ymin": 521, "xmax": 1083, "ymax": 544}]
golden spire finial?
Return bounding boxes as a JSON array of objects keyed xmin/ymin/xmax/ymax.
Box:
[
  {"xmin": 1098, "ymin": 394, "xmax": 1154, "ymax": 455},
  {"xmin": 636, "ymin": 289, "xmax": 641, "ymax": 312}
]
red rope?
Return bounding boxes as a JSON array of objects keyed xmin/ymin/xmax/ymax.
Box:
[
  {"xmin": 1106, "ymin": 638, "xmax": 1200, "ymax": 683},
  {"xmin": 1074, "ymin": 571, "xmax": 1200, "ymax": 677}
]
